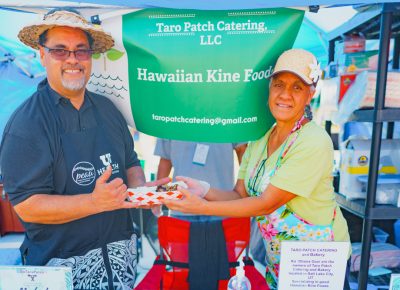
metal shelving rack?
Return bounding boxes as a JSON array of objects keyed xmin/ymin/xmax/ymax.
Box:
[{"xmin": 327, "ymin": 3, "xmax": 400, "ymax": 290}]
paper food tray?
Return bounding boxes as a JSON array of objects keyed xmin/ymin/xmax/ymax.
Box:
[{"xmin": 127, "ymin": 181, "xmax": 186, "ymax": 206}]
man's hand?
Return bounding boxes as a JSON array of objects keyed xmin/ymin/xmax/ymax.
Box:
[
  {"xmin": 91, "ymin": 166, "xmax": 133, "ymax": 212},
  {"xmin": 145, "ymin": 177, "xmax": 170, "ymax": 187}
]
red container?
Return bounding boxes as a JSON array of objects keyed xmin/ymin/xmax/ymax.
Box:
[{"xmin": 0, "ymin": 184, "xmax": 25, "ymax": 236}]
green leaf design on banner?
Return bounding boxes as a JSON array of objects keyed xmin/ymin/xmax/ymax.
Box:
[
  {"xmin": 280, "ymin": 208, "xmax": 292, "ymax": 219},
  {"xmin": 276, "ymin": 231, "xmax": 299, "ymax": 241},
  {"xmin": 107, "ymin": 48, "xmax": 124, "ymax": 61},
  {"xmin": 92, "ymin": 53, "xmax": 101, "ymax": 60}
]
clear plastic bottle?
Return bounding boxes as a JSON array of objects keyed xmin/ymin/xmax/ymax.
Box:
[{"xmin": 227, "ymin": 274, "xmax": 251, "ymax": 290}]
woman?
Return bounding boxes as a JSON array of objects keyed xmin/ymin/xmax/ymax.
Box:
[{"xmin": 163, "ymin": 49, "xmax": 351, "ymax": 289}]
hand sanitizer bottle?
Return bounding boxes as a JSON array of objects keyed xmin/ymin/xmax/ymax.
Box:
[{"xmin": 227, "ymin": 268, "xmax": 251, "ymax": 290}]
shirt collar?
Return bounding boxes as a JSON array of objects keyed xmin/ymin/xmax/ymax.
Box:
[{"xmin": 41, "ymin": 78, "xmax": 93, "ymax": 110}]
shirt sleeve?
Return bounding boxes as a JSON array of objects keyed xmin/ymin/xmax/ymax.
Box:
[
  {"xmin": 270, "ymin": 135, "xmax": 333, "ymax": 198},
  {"xmin": 1, "ymin": 132, "xmax": 54, "ymax": 206},
  {"xmin": 153, "ymin": 138, "xmax": 171, "ymax": 160},
  {"xmin": 123, "ymin": 126, "xmax": 141, "ymax": 169}
]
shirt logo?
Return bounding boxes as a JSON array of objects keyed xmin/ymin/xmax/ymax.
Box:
[
  {"xmin": 97, "ymin": 153, "xmax": 120, "ymax": 176},
  {"xmin": 100, "ymin": 153, "xmax": 112, "ymax": 167},
  {"xmin": 72, "ymin": 161, "xmax": 96, "ymax": 186}
]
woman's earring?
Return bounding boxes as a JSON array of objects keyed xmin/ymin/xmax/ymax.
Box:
[{"xmin": 304, "ymin": 104, "xmax": 313, "ymax": 120}]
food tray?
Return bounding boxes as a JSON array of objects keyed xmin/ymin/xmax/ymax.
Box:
[{"xmin": 127, "ymin": 181, "xmax": 185, "ymax": 206}]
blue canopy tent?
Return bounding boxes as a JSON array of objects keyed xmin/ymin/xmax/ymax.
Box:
[
  {"xmin": 294, "ymin": 18, "xmax": 329, "ymax": 67},
  {"xmin": 49, "ymin": 0, "xmax": 400, "ymax": 9},
  {"xmin": 0, "ymin": 36, "xmax": 45, "ymax": 136},
  {"xmin": 0, "ymin": 35, "xmax": 44, "ymax": 265}
]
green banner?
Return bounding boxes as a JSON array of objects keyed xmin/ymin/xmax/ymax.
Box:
[{"xmin": 123, "ymin": 8, "xmax": 304, "ymax": 142}]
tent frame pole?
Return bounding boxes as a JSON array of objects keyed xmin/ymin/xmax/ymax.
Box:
[{"xmin": 357, "ymin": 4, "xmax": 393, "ymax": 290}]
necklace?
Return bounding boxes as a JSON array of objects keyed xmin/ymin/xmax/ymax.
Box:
[{"xmin": 247, "ymin": 116, "xmax": 307, "ymax": 194}]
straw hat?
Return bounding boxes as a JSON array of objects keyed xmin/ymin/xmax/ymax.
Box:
[
  {"xmin": 270, "ymin": 49, "xmax": 322, "ymax": 85},
  {"xmin": 18, "ymin": 9, "xmax": 114, "ymax": 53}
]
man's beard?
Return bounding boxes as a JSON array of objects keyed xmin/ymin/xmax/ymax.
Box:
[
  {"xmin": 61, "ymin": 76, "xmax": 86, "ymax": 91},
  {"xmin": 61, "ymin": 64, "xmax": 87, "ymax": 91}
]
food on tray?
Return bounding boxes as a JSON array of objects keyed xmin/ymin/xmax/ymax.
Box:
[
  {"xmin": 127, "ymin": 181, "xmax": 186, "ymax": 206},
  {"xmin": 156, "ymin": 183, "xmax": 178, "ymax": 192}
]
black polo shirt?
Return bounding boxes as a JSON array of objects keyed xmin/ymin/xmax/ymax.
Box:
[{"xmin": 0, "ymin": 79, "xmax": 140, "ymax": 206}]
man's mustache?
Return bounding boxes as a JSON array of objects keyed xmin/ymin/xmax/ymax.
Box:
[{"xmin": 62, "ymin": 65, "xmax": 85, "ymax": 71}]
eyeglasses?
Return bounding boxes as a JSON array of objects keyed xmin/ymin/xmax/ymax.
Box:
[{"xmin": 42, "ymin": 45, "xmax": 93, "ymax": 61}]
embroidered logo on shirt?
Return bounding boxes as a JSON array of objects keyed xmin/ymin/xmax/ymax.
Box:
[
  {"xmin": 100, "ymin": 153, "xmax": 112, "ymax": 167},
  {"xmin": 97, "ymin": 153, "xmax": 120, "ymax": 176},
  {"xmin": 72, "ymin": 161, "xmax": 96, "ymax": 186}
]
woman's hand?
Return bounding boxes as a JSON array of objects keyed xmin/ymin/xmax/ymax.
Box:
[
  {"xmin": 162, "ymin": 185, "xmax": 207, "ymax": 214},
  {"xmin": 150, "ymin": 176, "xmax": 209, "ymax": 215},
  {"xmin": 176, "ymin": 176, "xmax": 210, "ymax": 198},
  {"xmin": 144, "ymin": 178, "xmax": 170, "ymax": 215},
  {"xmin": 126, "ymin": 177, "xmax": 171, "ymax": 209}
]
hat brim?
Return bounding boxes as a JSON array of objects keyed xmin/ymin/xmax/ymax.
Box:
[
  {"xmin": 269, "ymin": 69, "xmax": 314, "ymax": 86},
  {"xmin": 18, "ymin": 23, "xmax": 114, "ymax": 54}
]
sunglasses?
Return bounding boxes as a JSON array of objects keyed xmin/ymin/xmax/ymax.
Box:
[{"xmin": 42, "ymin": 45, "xmax": 93, "ymax": 61}]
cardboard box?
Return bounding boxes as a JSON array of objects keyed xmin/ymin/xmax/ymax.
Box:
[
  {"xmin": 335, "ymin": 71, "xmax": 400, "ymax": 112},
  {"xmin": 343, "ymin": 34, "xmax": 366, "ymax": 53},
  {"xmin": 361, "ymin": 71, "xmax": 400, "ymax": 107},
  {"xmin": 339, "ymin": 139, "xmax": 400, "ymax": 199}
]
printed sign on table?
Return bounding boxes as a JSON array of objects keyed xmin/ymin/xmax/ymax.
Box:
[
  {"xmin": 0, "ymin": 266, "xmax": 72, "ymax": 290},
  {"xmin": 279, "ymin": 241, "xmax": 350, "ymax": 290}
]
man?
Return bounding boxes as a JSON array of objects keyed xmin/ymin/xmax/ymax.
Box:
[
  {"xmin": 0, "ymin": 8, "xmax": 166, "ymax": 289},
  {"xmin": 154, "ymin": 139, "xmax": 247, "ymax": 220}
]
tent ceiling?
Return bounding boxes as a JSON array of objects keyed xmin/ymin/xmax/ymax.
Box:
[
  {"xmin": 328, "ymin": 4, "xmax": 400, "ymax": 40},
  {"xmin": 49, "ymin": 0, "xmax": 400, "ymax": 10},
  {"xmin": 342, "ymin": 13, "xmax": 400, "ymax": 39},
  {"xmin": 1, "ymin": 1, "xmax": 399, "ymax": 66},
  {"xmin": 2, "ymin": 1, "xmax": 399, "ymax": 36}
]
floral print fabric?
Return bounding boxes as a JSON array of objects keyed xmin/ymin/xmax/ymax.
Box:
[
  {"xmin": 252, "ymin": 203, "xmax": 334, "ymax": 289},
  {"xmin": 245, "ymin": 118, "xmax": 335, "ymax": 289}
]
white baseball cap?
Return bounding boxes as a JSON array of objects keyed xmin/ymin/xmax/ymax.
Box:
[{"xmin": 270, "ymin": 49, "xmax": 322, "ymax": 85}]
